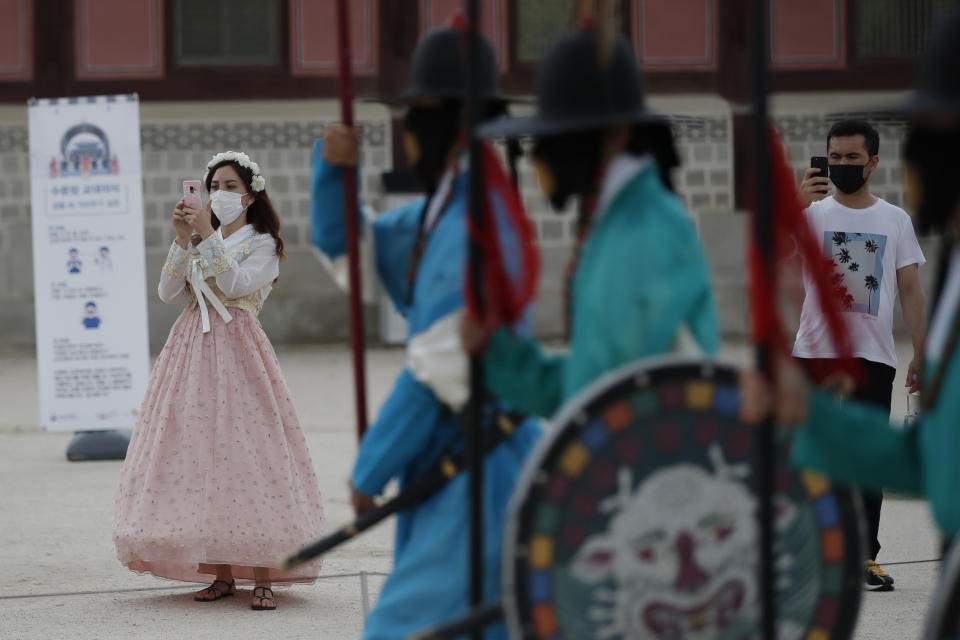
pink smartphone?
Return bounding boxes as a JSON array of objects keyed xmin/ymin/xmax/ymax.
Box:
[{"xmin": 182, "ymin": 180, "xmax": 203, "ymax": 209}]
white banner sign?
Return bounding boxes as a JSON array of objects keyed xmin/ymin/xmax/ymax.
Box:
[{"xmin": 28, "ymin": 94, "xmax": 150, "ymax": 432}]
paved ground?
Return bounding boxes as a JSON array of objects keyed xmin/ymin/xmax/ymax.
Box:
[{"xmin": 0, "ymin": 340, "xmax": 944, "ymax": 639}]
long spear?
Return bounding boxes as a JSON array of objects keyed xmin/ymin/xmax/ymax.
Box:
[
  {"xmin": 335, "ymin": 0, "xmax": 369, "ymax": 440},
  {"xmin": 282, "ymin": 411, "xmax": 522, "ymax": 570},
  {"xmin": 749, "ymin": 0, "xmax": 776, "ymax": 637},
  {"xmin": 464, "ymin": 2, "xmax": 486, "ymax": 638}
]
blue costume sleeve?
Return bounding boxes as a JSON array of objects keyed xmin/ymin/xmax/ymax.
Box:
[
  {"xmin": 311, "ymin": 138, "xmax": 427, "ymax": 316},
  {"xmin": 309, "ymin": 139, "xmax": 361, "ymax": 259},
  {"xmin": 351, "ymin": 367, "xmax": 445, "ymax": 496},
  {"xmin": 372, "ymin": 201, "xmax": 425, "ymax": 318}
]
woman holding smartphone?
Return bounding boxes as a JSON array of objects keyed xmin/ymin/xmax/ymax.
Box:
[{"xmin": 113, "ymin": 151, "xmax": 325, "ymax": 611}]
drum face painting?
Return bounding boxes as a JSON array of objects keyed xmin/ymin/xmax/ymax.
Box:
[{"xmin": 502, "ymin": 357, "xmax": 862, "ymax": 640}]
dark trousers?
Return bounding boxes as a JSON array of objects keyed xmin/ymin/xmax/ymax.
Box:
[{"xmin": 796, "ymin": 357, "xmax": 896, "ymax": 561}]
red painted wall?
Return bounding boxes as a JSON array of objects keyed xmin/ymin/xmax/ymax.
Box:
[
  {"xmin": 290, "ymin": 0, "xmax": 379, "ymax": 76},
  {"xmin": 771, "ymin": 0, "xmax": 846, "ymax": 69},
  {"xmin": 0, "ymin": 0, "xmax": 32, "ymax": 81},
  {"xmin": 75, "ymin": 0, "xmax": 164, "ymax": 79},
  {"xmin": 634, "ymin": 0, "xmax": 718, "ymax": 72}
]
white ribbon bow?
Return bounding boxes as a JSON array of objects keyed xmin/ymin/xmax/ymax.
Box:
[{"xmin": 190, "ymin": 261, "xmax": 232, "ymax": 333}]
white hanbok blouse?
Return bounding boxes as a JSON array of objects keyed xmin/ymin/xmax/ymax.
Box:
[{"xmin": 159, "ymin": 224, "xmax": 278, "ymax": 331}]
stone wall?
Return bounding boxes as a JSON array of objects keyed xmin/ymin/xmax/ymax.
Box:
[
  {"xmin": 0, "ymin": 93, "xmax": 936, "ymax": 349},
  {"xmin": 0, "ymin": 100, "xmax": 395, "ymax": 349}
]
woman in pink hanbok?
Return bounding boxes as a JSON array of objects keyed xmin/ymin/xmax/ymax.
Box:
[{"xmin": 114, "ymin": 151, "xmax": 325, "ymax": 611}]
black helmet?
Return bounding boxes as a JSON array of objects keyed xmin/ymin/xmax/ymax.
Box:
[
  {"xmin": 479, "ymin": 29, "xmax": 663, "ymax": 138},
  {"xmin": 893, "ymin": 6, "xmax": 960, "ymax": 116},
  {"xmin": 379, "ymin": 26, "xmax": 504, "ymax": 104}
]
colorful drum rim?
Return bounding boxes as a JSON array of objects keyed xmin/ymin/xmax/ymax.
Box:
[{"xmin": 501, "ymin": 355, "xmax": 863, "ymax": 640}]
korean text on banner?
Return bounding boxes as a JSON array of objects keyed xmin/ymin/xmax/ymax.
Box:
[{"xmin": 27, "ymin": 94, "xmax": 150, "ymax": 432}]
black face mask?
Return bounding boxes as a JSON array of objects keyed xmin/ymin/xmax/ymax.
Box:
[
  {"xmin": 829, "ymin": 163, "xmax": 869, "ymax": 195},
  {"xmin": 532, "ymin": 131, "xmax": 604, "ymax": 212},
  {"xmin": 403, "ymin": 101, "xmax": 462, "ymax": 192}
]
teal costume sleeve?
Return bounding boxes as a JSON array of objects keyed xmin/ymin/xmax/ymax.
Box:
[
  {"xmin": 351, "ymin": 368, "xmax": 445, "ymax": 496},
  {"xmin": 792, "ymin": 390, "xmax": 923, "ymax": 496},
  {"xmin": 483, "ymin": 328, "xmax": 566, "ymax": 419},
  {"xmin": 792, "ymin": 344, "xmax": 960, "ymax": 536}
]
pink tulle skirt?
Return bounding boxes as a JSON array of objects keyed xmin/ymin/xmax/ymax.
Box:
[{"xmin": 114, "ymin": 306, "xmax": 325, "ymax": 584}]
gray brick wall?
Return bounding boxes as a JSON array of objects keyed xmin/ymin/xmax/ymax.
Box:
[
  {"xmin": 0, "ymin": 102, "xmax": 394, "ymax": 348},
  {"xmin": 0, "ymin": 94, "xmax": 933, "ymax": 349}
]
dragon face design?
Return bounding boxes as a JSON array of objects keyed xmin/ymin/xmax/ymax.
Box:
[{"xmin": 570, "ymin": 444, "xmax": 796, "ymax": 639}]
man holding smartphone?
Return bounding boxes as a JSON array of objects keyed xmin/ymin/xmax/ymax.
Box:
[{"xmin": 794, "ymin": 119, "xmax": 928, "ymax": 591}]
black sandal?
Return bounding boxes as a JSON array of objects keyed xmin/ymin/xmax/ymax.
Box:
[
  {"xmin": 194, "ymin": 579, "xmax": 236, "ymax": 602},
  {"xmin": 251, "ymin": 586, "xmax": 276, "ymax": 611}
]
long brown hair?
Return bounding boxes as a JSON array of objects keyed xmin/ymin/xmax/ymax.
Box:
[{"xmin": 205, "ymin": 159, "xmax": 285, "ymax": 259}]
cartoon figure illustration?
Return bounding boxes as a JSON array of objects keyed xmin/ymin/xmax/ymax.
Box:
[
  {"xmin": 570, "ymin": 444, "xmax": 801, "ymax": 640},
  {"xmin": 83, "ymin": 301, "xmax": 101, "ymax": 329},
  {"xmin": 83, "ymin": 300, "xmax": 102, "ymax": 329},
  {"xmin": 111, "ymin": 154, "xmax": 119, "ymax": 174},
  {"xmin": 94, "ymin": 246, "xmax": 112, "ymax": 271},
  {"xmin": 49, "ymin": 157, "xmax": 58, "ymax": 178},
  {"xmin": 67, "ymin": 248, "xmax": 82, "ymax": 274}
]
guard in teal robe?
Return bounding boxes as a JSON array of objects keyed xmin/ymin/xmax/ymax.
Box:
[{"xmin": 477, "ymin": 29, "xmax": 719, "ymax": 417}]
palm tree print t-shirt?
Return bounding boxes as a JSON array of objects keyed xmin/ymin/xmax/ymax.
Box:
[{"xmin": 793, "ymin": 196, "xmax": 925, "ymax": 369}]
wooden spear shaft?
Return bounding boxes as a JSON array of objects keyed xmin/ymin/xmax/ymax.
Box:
[
  {"xmin": 335, "ymin": 0, "xmax": 369, "ymax": 441},
  {"xmin": 464, "ymin": 2, "xmax": 486, "ymax": 639}
]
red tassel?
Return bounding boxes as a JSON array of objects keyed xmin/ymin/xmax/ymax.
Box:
[
  {"xmin": 749, "ymin": 127, "xmax": 861, "ymax": 383},
  {"xmin": 465, "ymin": 142, "xmax": 541, "ymax": 327}
]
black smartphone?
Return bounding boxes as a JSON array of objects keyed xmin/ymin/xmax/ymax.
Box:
[
  {"xmin": 810, "ymin": 156, "xmax": 830, "ymax": 194},
  {"xmin": 810, "ymin": 156, "xmax": 829, "ymax": 177}
]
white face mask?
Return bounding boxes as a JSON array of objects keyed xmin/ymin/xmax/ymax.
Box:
[{"xmin": 210, "ymin": 190, "xmax": 249, "ymax": 226}]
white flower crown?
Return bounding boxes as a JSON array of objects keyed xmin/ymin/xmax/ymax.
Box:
[{"xmin": 204, "ymin": 150, "xmax": 266, "ymax": 192}]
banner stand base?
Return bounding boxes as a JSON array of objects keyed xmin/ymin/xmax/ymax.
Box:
[{"xmin": 66, "ymin": 430, "xmax": 131, "ymax": 462}]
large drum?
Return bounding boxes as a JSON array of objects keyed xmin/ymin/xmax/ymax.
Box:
[{"xmin": 502, "ymin": 357, "xmax": 863, "ymax": 640}]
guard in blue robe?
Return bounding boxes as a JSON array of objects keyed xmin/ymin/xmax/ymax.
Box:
[{"xmin": 311, "ymin": 26, "xmax": 540, "ymax": 640}]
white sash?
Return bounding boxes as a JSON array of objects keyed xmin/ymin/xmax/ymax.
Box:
[{"xmin": 190, "ymin": 260, "xmax": 233, "ymax": 333}]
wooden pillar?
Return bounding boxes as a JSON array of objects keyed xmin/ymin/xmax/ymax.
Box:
[
  {"xmin": 377, "ymin": 0, "xmax": 420, "ymax": 172},
  {"xmin": 34, "ymin": 0, "xmax": 73, "ymax": 98},
  {"xmin": 716, "ymin": 0, "xmax": 754, "ymax": 211}
]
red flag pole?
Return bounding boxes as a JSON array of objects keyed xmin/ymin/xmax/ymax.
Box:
[{"xmin": 335, "ymin": 0, "xmax": 368, "ymax": 440}]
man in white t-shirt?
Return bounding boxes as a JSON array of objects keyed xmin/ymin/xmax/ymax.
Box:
[{"xmin": 795, "ymin": 119, "xmax": 927, "ymax": 592}]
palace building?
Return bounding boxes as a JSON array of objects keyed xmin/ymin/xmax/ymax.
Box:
[{"xmin": 0, "ymin": 0, "xmax": 949, "ymax": 345}]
